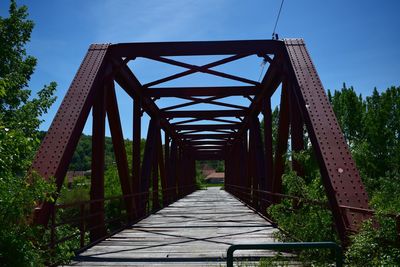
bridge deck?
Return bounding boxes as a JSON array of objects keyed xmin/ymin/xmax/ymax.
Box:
[{"xmin": 69, "ymin": 187, "xmax": 279, "ymax": 266}]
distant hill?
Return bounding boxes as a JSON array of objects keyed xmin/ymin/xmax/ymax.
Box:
[
  {"xmin": 39, "ymin": 132, "xmax": 224, "ymax": 172},
  {"xmin": 39, "ymin": 132, "xmax": 132, "ymax": 171}
]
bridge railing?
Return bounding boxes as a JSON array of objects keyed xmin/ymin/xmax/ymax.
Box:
[
  {"xmin": 225, "ymin": 184, "xmax": 400, "ymax": 238},
  {"xmin": 226, "ymin": 242, "xmax": 343, "ymax": 267},
  {"xmin": 48, "ymin": 184, "xmax": 196, "ymax": 252}
]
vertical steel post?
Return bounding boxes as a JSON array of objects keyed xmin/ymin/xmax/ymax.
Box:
[
  {"xmin": 132, "ymin": 96, "xmax": 141, "ymax": 217},
  {"xmin": 290, "ymin": 86, "xmax": 305, "ymax": 177},
  {"xmin": 157, "ymin": 130, "xmax": 167, "ymax": 207},
  {"xmin": 272, "ymin": 82, "xmax": 290, "ymax": 203},
  {"xmin": 244, "ymin": 130, "xmax": 251, "ymax": 204},
  {"xmin": 164, "ymin": 133, "xmax": 170, "ymax": 204},
  {"xmin": 253, "ymin": 116, "xmax": 266, "ymax": 213},
  {"xmin": 170, "ymin": 140, "xmax": 178, "ymax": 201},
  {"xmin": 263, "ymin": 97, "xmax": 274, "ymax": 206},
  {"xmin": 152, "ymin": 153, "xmax": 159, "ymax": 211},
  {"xmin": 89, "ymin": 84, "xmax": 107, "ymax": 242},
  {"xmin": 106, "ymin": 83, "xmax": 135, "ymax": 221},
  {"xmin": 140, "ymin": 119, "xmax": 157, "ymax": 216}
]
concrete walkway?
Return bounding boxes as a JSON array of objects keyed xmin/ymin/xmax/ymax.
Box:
[{"xmin": 69, "ymin": 187, "xmax": 279, "ymax": 266}]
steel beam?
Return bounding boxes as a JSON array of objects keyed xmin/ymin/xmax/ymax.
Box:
[
  {"xmin": 189, "ymin": 140, "xmax": 228, "ymax": 146},
  {"xmin": 183, "ymin": 134, "xmax": 231, "ymax": 140},
  {"xmin": 31, "ymin": 44, "xmax": 110, "ymax": 225},
  {"xmin": 89, "ymin": 80, "xmax": 107, "ymax": 242},
  {"xmin": 175, "ymin": 124, "xmax": 240, "ymax": 131},
  {"xmin": 164, "ymin": 110, "xmax": 247, "ymax": 119},
  {"xmin": 272, "ymin": 81, "xmax": 290, "ymax": 200},
  {"xmin": 113, "ymin": 59, "xmax": 183, "ymax": 145},
  {"xmin": 263, "ymin": 97, "xmax": 274, "ymax": 202},
  {"xmin": 227, "ymin": 55, "xmax": 283, "ymax": 146},
  {"xmin": 164, "ymin": 133, "xmax": 170, "ymax": 204},
  {"xmin": 132, "ymin": 95, "xmax": 141, "ymax": 215},
  {"xmin": 140, "ymin": 119, "xmax": 158, "ymax": 216},
  {"xmin": 290, "ymin": 86, "xmax": 305, "ymax": 177},
  {"xmin": 106, "ymin": 83, "xmax": 135, "ymax": 220},
  {"xmin": 110, "ymin": 40, "xmax": 283, "ymax": 57},
  {"xmin": 170, "ymin": 140, "xmax": 178, "ymax": 201},
  {"xmin": 144, "ymin": 55, "xmax": 259, "ymax": 87},
  {"xmin": 145, "ymin": 86, "xmax": 258, "ymax": 97},
  {"xmin": 284, "ymin": 39, "xmax": 371, "ymax": 241}
]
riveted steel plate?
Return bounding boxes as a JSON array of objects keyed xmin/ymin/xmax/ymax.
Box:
[
  {"xmin": 31, "ymin": 44, "xmax": 109, "ymax": 185},
  {"xmin": 284, "ymin": 39, "xmax": 370, "ymax": 233}
]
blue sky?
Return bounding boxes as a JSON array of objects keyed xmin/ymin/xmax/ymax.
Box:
[{"xmin": 1, "ymin": 0, "xmax": 399, "ymax": 139}]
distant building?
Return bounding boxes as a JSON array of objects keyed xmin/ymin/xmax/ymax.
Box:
[
  {"xmin": 66, "ymin": 170, "xmax": 91, "ymax": 188},
  {"xmin": 204, "ymin": 172, "xmax": 224, "ymax": 184},
  {"xmin": 201, "ymin": 164, "xmax": 216, "ymax": 177}
]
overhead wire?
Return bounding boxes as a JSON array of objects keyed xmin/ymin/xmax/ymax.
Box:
[
  {"xmin": 272, "ymin": 0, "xmax": 285, "ymax": 39},
  {"xmin": 259, "ymin": 0, "xmax": 285, "ymax": 81}
]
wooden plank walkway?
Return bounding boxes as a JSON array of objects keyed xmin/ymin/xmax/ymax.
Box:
[{"xmin": 68, "ymin": 187, "xmax": 280, "ymax": 266}]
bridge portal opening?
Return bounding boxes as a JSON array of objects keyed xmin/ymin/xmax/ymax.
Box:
[
  {"xmin": 196, "ymin": 160, "xmax": 225, "ymax": 186},
  {"xmin": 31, "ymin": 39, "xmax": 371, "ymax": 247}
]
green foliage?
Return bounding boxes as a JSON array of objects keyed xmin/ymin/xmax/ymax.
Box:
[
  {"xmin": 0, "ymin": 1, "xmax": 65, "ymax": 266},
  {"xmin": 58, "ymin": 176, "xmax": 90, "ymax": 204},
  {"xmin": 328, "ymin": 85, "xmax": 400, "ymax": 186},
  {"xmin": 268, "ymin": 84, "xmax": 400, "ymax": 265},
  {"xmin": 330, "ymin": 86, "xmax": 400, "ymax": 266},
  {"xmin": 0, "ymin": 173, "xmax": 56, "ymax": 267},
  {"xmin": 328, "ymin": 83, "xmax": 365, "ymax": 145},
  {"xmin": 267, "ymin": 152, "xmax": 338, "ymax": 264},
  {"xmin": 68, "ymin": 134, "xmax": 116, "ymax": 171},
  {"xmin": 195, "ymin": 161, "xmax": 206, "ymax": 189},
  {"xmin": 345, "ymin": 217, "xmax": 400, "ymax": 266}
]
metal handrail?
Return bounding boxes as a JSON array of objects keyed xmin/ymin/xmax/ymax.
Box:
[
  {"xmin": 226, "ymin": 242, "xmax": 343, "ymax": 267},
  {"xmin": 49, "ymin": 184, "xmax": 196, "ymax": 249},
  {"xmin": 225, "ymin": 183, "xmax": 400, "ymax": 235}
]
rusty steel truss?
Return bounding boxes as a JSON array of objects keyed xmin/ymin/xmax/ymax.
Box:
[{"xmin": 31, "ymin": 39, "xmax": 371, "ymax": 244}]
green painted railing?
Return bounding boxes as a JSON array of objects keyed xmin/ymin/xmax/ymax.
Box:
[{"xmin": 227, "ymin": 242, "xmax": 342, "ymax": 267}]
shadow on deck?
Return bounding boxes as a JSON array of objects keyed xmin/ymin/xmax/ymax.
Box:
[{"xmin": 67, "ymin": 187, "xmax": 279, "ymax": 266}]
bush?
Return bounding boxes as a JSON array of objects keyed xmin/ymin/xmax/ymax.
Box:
[
  {"xmin": 0, "ymin": 173, "xmax": 75, "ymax": 266},
  {"xmin": 345, "ymin": 216, "xmax": 400, "ymax": 266},
  {"xmin": 267, "ymin": 170, "xmax": 338, "ymax": 264}
]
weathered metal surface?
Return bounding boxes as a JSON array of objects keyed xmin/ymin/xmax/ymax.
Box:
[
  {"xmin": 145, "ymin": 86, "xmax": 258, "ymax": 97},
  {"xmin": 263, "ymin": 97, "xmax": 273, "ymax": 203},
  {"xmin": 163, "ymin": 110, "xmax": 248, "ymax": 119},
  {"xmin": 89, "ymin": 74, "xmax": 107, "ymax": 241},
  {"xmin": 283, "ymin": 38, "xmax": 371, "ymax": 239},
  {"xmin": 106, "ymin": 83, "xmax": 135, "ymax": 220},
  {"xmin": 272, "ymin": 81, "xmax": 290, "ymax": 199},
  {"xmin": 32, "ymin": 44, "xmax": 109, "ymax": 225},
  {"xmin": 110, "ymin": 39, "xmax": 283, "ymax": 57}
]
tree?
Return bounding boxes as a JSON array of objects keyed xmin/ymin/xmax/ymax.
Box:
[
  {"xmin": 0, "ymin": 1, "xmax": 56, "ymax": 176},
  {"xmin": 268, "ymin": 84, "xmax": 400, "ymax": 265},
  {"xmin": 0, "ymin": 1, "xmax": 59, "ymax": 266},
  {"xmin": 328, "ymin": 83, "xmax": 365, "ymax": 146}
]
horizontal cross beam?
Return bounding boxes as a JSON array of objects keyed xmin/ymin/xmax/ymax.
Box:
[
  {"xmin": 191, "ymin": 145, "xmax": 225, "ymax": 149},
  {"xmin": 192, "ymin": 147, "xmax": 226, "ymax": 151},
  {"xmin": 175, "ymin": 124, "xmax": 240, "ymax": 131},
  {"xmin": 164, "ymin": 110, "xmax": 248, "ymax": 119},
  {"xmin": 189, "ymin": 140, "xmax": 228, "ymax": 146},
  {"xmin": 144, "ymin": 86, "xmax": 258, "ymax": 97},
  {"xmin": 110, "ymin": 40, "xmax": 284, "ymax": 57},
  {"xmin": 183, "ymin": 134, "xmax": 231, "ymax": 140}
]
